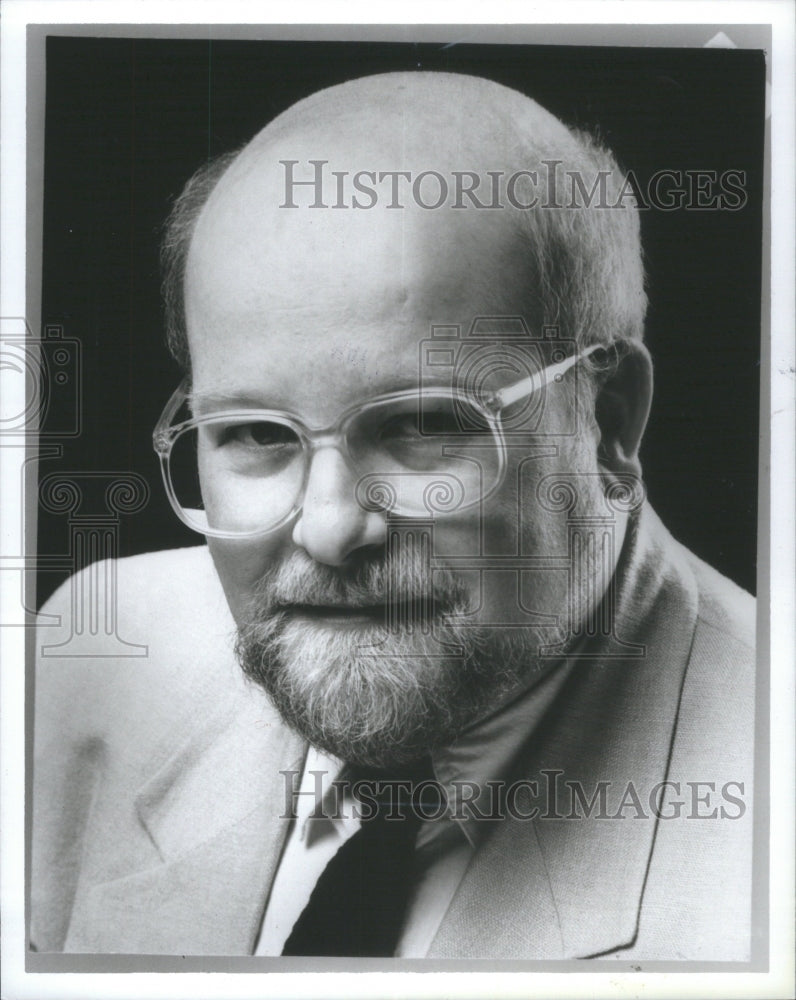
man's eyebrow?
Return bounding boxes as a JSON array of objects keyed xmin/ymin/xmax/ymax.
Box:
[
  {"xmin": 187, "ymin": 378, "xmax": 455, "ymax": 415},
  {"xmin": 187, "ymin": 390, "xmax": 275, "ymax": 414}
]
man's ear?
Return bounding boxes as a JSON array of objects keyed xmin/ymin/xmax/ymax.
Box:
[{"xmin": 594, "ymin": 340, "xmax": 653, "ymax": 478}]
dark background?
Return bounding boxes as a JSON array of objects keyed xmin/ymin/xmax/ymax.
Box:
[{"xmin": 37, "ymin": 36, "xmax": 765, "ymax": 604}]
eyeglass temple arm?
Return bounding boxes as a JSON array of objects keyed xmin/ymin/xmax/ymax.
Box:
[
  {"xmin": 152, "ymin": 379, "xmax": 191, "ymax": 451},
  {"xmin": 488, "ymin": 343, "xmax": 602, "ymax": 412}
]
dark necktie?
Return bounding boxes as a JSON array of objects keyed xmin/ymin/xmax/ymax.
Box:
[{"xmin": 281, "ymin": 757, "xmax": 439, "ymax": 957}]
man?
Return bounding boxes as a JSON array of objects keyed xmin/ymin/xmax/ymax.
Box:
[{"xmin": 31, "ymin": 71, "xmax": 755, "ymax": 960}]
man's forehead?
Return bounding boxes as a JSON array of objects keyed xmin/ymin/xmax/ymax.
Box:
[
  {"xmin": 186, "ymin": 173, "xmax": 541, "ymax": 371},
  {"xmin": 184, "ymin": 210, "xmax": 541, "ymax": 415},
  {"xmin": 187, "ymin": 321, "xmax": 449, "ymax": 422},
  {"xmin": 182, "ymin": 72, "xmax": 577, "ymax": 404}
]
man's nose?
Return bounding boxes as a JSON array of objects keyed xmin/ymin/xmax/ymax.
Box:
[{"xmin": 291, "ymin": 447, "xmax": 386, "ymax": 566}]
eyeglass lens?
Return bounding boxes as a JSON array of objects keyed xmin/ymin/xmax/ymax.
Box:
[{"xmin": 166, "ymin": 394, "xmax": 502, "ymax": 535}]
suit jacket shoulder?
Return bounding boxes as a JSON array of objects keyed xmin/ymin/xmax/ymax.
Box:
[
  {"xmin": 36, "ymin": 545, "xmax": 235, "ymax": 720},
  {"xmin": 31, "ymin": 546, "xmax": 302, "ymax": 954}
]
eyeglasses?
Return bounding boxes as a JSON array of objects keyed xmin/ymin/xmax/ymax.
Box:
[{"xmin": 152, "ymin": 345, "xmax": 599, "ymax": 538}]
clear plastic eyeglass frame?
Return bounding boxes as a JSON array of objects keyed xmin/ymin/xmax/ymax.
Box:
[{"xmin": 152, "ymin": 344, "xmax": 600, "ymax": 539}]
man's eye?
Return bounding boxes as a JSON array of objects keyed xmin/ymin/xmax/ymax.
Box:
[
  {"xmin": 378, "ymin": 409, "xmax": 460, "ymax": 442},
  {"xmin": 421, "ymin": 409, "xmax": 465, "ymax": 436},
  {"xmin": 221, "ymin": 421, "xmax": 299, "ymax": 449},
  {"xmin": 378, "ymin": 414, "xmax": 424, "ymax": 442}
]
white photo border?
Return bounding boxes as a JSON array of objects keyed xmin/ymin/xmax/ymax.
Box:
[{"xmin": 2, "ymin": 2, "xmax": 793, "ymax": 998}]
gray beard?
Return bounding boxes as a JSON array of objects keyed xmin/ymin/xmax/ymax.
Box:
[{"xmin": 234, "ymin": 549, "xmax": 566, "ymax": 768}]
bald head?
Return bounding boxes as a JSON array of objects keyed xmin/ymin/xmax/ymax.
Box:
[
  {"xmin": 163, "ymin": 71, "xmax": 647, "ymax": 373},
  {"xmin": 238, "ymin": 71, "xmax": 581, "ymax": 170}
]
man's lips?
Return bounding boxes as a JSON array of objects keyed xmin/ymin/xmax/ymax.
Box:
[
  {"xmin": 291, "ymin": 603, "xmax": 385, "ymax": 622},
  {"xmin": 280, "ymin": 599, "xmax": 438, "ymax": 623}
]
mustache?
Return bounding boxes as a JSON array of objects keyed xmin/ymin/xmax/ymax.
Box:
[{"xmin": 244, "ymin": 547, "xmax": 469, "ymax": 617}]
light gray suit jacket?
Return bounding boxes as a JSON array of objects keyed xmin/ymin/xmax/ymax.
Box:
[{"xmin": 31, "ymin": 506, "xmax": 756, "ymax": 959}]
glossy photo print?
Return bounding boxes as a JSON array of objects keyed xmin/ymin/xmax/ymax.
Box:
[{"xmin": 2, "ymin": 12, "xmax": 792, "ymax": 1000}]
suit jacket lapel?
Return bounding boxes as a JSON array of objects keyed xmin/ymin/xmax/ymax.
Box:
[
  {"xmin": 428, "ymin": 506, "xmax": 699, "ymax": 959},
  {"xmin": 66, "ymin": 681, "xmax": 306, "ymax": 955},
  {"xmin": 427, "ymin": 812, "xmax": 566, "ymax": 958}
]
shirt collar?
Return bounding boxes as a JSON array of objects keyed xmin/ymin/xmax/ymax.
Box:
[{"xmin": 428, "ymin": 655, "xmax": 576, "ymax": 848}]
